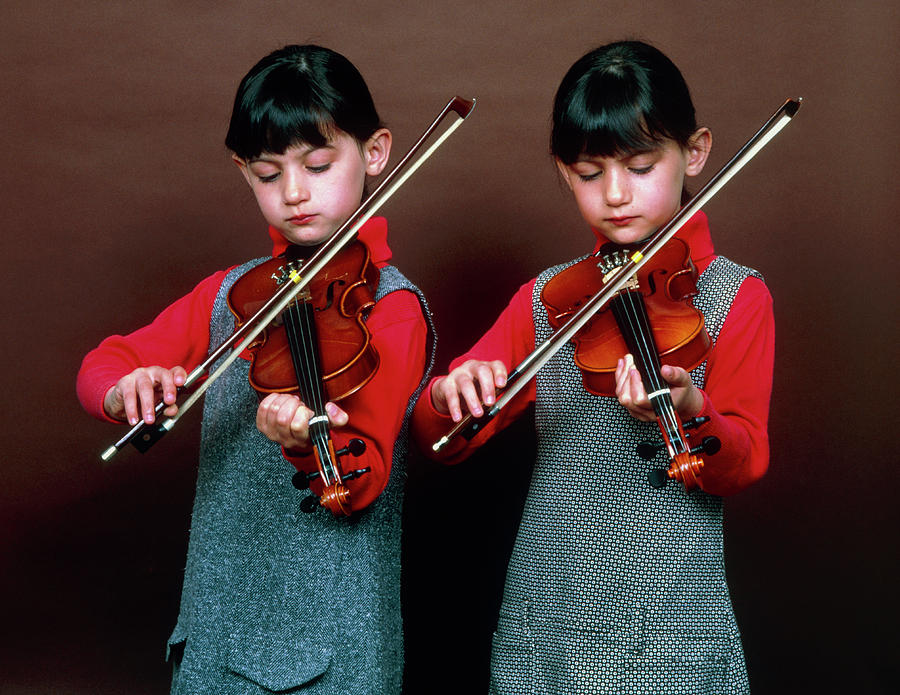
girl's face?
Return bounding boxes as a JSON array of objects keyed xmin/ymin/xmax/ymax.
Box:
[
  {"xmin": 556, "ymin": 128, "xmax": 711, "ymax": 245},
  {"xmin": 234, "ymin": 128, "xmax": 391, "ymax": 246}
]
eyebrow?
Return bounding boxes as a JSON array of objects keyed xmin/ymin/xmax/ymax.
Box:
[
  {"xmin": 576, "ymin": 146, "xmax": 659, "ymax": 162},
  {"xmin": 249, "ymin": 144, "xmax": 335, "ymax": 164}
]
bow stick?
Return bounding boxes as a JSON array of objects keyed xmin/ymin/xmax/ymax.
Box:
[
  {"xmin": 102, "ymin": 96, "xmax": 476, "ymax": 461},
  {"xmin": 433, "ymin": 97, "xmax": 800, "ymax": 453}
]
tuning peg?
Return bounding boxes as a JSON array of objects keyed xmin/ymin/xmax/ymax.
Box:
[
  {"xmin": 291, "ymin": 471, "xmax": 313, "ymax": 490},
  {"xmin": 299, "ymin": 495, "xmax": 320, "ymax": 514},
  {"xmin": 690, "ymin": 436, "xmax": 720, "ymax": 456},
  {"xmin": 335, "ymin": 438, "xmax": 366, "ymax": 458},
  {"xmin": 341, "ymin": 466, "xmax": 371, "ymax": 483},
  {"xmin": 683, "ymin": 416, "xmax": 710, "ymax": 430},
  {"xmin": 636, "ymin": 440, "xmax": 665, "ymax": 460},
  {"xmin": 647, "ymin": 468, "xmax": 670, "ymax": 489}
]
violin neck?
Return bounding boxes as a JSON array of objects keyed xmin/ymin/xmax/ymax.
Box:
[
  {"xmin": 610, "ymin": 290, "xmax": 690, "ymax": 458},
  {"xmin": 282, "ymin": 300, "xmax": 342, "ymax": 486}
]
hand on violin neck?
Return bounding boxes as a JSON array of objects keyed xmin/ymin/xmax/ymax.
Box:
[
  {"xmin": 431, "ymin": 359, "xmax": 508, "ymax": 423},
  {"xmin": 104, "ymin": 365, "xmax": 187, "ymax": 425},
  {"xmin": 614, "ymin": 355, "xmax": 703, "ymax": 422},
  {"xmin": 256, "ymin": 392, "xmax": 349, "ymax": 450}
]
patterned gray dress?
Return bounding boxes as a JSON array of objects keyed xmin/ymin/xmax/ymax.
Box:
[
  {"xmin": 167, "ymin": 260, "xmax": 434, "ymax": 694},
  {"xmin": 489, "ymin": 256, "xmax": 761, "ymax": 695}
]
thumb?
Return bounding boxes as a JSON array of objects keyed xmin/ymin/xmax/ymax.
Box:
[
  {"xmin": 325, "ymin": 402, "xmax": 349, "ymax": 428},
  {"xmin": 660, "ymin": 364, "xmax": 692, "ymax": 387}
]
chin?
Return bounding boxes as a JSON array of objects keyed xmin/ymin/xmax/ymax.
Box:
[
  {"xmin": 604, "ymin": 229, "xmax": 652, "ymax": 246},
  {"xmin": 283, "ymin": 230, "xmax": 330, "ymax": 246}
]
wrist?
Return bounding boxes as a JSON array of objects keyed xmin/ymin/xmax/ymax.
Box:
[
  {"xmin": 102, "ymin": 386, "xmax": 123, "ymax": 422},
  {"xmin": 428, "ymin": 377, "xmax": 451, "ymax": 416}
]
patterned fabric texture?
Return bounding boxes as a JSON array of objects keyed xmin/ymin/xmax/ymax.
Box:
[
  {"xmin": 489, "ymin": 256, "xmax": 761, "ymax": 695},
  {"xmin": 167, "ymin": 258, "xmax": 434, "ymax": 694}
]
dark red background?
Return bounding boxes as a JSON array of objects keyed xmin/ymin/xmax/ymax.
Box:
[{"xmin": 2, "ymin": 2, "xmax": 897, "ymax": 692}]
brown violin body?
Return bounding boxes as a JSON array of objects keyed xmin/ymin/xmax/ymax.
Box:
[
  {"xmin": 541, "ymin": 237, "xmax": 714, "ymax": 491},
  {"xmin": 541, "ymin": 237, "xmax": 710, "ymax": 396},
  {"xmin": 227, "ymin": 240, "xmax": 380, "ymax": 403},
  {"xmin": 227, "ymin": 240, "xmax": 380, "ymax": 516}
]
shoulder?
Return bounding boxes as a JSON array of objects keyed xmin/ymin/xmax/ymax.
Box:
[
  {"xmin": 369, "ymin": 269, "xmax": 427, "ymax": 332},
  {"xmin": 732, "ymin": 274, "xmax": 773, "ymax": 318},
  {"xmin": 706, "ymin": 257, "xmax": 772, "ymax": 307}
]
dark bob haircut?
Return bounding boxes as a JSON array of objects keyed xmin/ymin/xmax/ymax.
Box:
[
  {"xmin": 551, "ymin": 41, "xmax": 697, "ymax": 165},
  {"xmin": 225, "ymin": 45, "xmax": 383, "ymax": 160}
]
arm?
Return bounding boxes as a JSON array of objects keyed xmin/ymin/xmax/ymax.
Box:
[
  {"xmin": 411, "ymin": 280, "xmax": 538, "ymax": 465},
  {"xmin": 76, "ymin": 270, "xmax": 230, "ymax": 423},
  {"xmin": 274, "ymin": 289, "xmax": 428, "ymax": 512},
  {"xmin": 616, "ymin": 276, "xmax": 773, "ymax": 496},
  {"xmin": 690, "ymin": 276, "xmax": 773, "ymax": 495}
]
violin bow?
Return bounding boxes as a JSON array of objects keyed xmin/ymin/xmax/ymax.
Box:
[
  {"xmin": 102, "ymin": 96, "xmax": 476, "ymax": 461},
  {"xmin": 434, "ymin": 97, "xmax": 801, "ymax": 453}
]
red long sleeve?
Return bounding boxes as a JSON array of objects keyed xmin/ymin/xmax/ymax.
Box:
[
  {"xmin": 76, "ymin": 270, "xmax": 230, "ymax": 423},
  {"xmin": 686, "ymin": 275, "xmax": 773, "ymax": 495},
  {"xmin": 285, "ymin": 289, "xmax": 427, "ymax": 509},
  {"xmin": 411, "ymin": 279, "xmax": 536, "ymax": 463}
]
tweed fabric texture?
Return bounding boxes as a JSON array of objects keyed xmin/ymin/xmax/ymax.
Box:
[
  {"xmin": 167, "ymin": 258, "xmax": 434, "ymax": 694},
  {"xmin": 489, "ymin": 255, "xmax": 761, "ymax": 695}
]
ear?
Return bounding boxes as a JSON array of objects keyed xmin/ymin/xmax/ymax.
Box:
[
  {"xmin": 555, "ymin": 158, "xmax": 574, "ymax": 190},
  {"xmin": 684, "ymin": 127, "xmax": 712, "ymax": 177},
  {"xmin": 232, "ymin": 154, "xmax": 253, "ymax": 187},
  {"xmin": 363, "ymin": 128, "xmax": 392, "ymax": 176}
]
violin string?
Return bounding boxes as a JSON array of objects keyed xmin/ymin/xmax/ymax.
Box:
[
  {"xmin": 283, "ymin": 301, "xmax": 339, "ymax": 486},
  {"xmin": 295, "ymin": 300, "xmax": 327, "ymax": 415},
  {"xmin": 299, "ymin": 299, "xmax": 345, "ymax": 486},
  {"xmin": 617, "ymin": 287, "xmax": 687, "ymax": 457}
]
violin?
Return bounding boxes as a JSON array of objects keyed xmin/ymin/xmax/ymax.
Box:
[
  {"xmin": 100, "ymin": 95, "xmax": 475, "ymax": 463},
  {"xmin": 541, "ymin": 237, "xmax": 719, "ymax": 490},
  {"xmin": 227, "ymin": 240, "xmax": 378, "ymax": 515},
  {"xmin": 433, "ymin": 98, "xmax": 802, "ymax": 474}
]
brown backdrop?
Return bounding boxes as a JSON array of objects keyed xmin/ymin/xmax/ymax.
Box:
[{"xmin": 2, "ymin": 1, "xmax": 897, "ymax": 692}]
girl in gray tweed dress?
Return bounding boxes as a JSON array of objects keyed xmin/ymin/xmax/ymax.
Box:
[
  {"xmin": 412, "ymin": 40, "xmax": 773, "ymax": 694},
  {"xmin": 78, "ymin": 45, "xmax": 435, "ymax": 694}
]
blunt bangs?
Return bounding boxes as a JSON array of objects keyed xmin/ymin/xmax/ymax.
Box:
[
  {"xmin": 551, "ymin": 41, "xmax": 697, "ymax": 165},
  {"xmin": 555, "ymin": 75, "xmax": 665, "ymax": 164},
  {"xmin": 226, "ymin": 45, "xmax": 382, "ymax": 161},
  {"xmin": 228, "ymin": 71, "xmax": 335, "ymax": 160}
]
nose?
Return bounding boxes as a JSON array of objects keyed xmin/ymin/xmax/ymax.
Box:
[
  {"xmin": 282, "ymin": 169, "xmax": 309, "ymax": 205},
  {"xmin": 603, "ymin": 168, "xmax": 630, "ymax": 207}
]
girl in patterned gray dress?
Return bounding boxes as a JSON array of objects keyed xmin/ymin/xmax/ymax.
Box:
[{"xmin": 412, "ymin": 40, "xmax": 772, "ymax": 694}]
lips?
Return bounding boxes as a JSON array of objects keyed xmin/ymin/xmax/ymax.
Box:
[
  {"xmin": 607, "ymin": 216, "xmax": 636, "ymax": 227},
  {"xmin": 288, "ymin": 214, "xmax": 316, "ymax": 225}
]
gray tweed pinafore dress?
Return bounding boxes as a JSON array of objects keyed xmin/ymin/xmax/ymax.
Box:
[{"xmin": 166, "ymin": 259, "xmax": 434, "ymax": 694}]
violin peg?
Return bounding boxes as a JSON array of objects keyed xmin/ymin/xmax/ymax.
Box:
[
  {"xmin": 689, "ymin": 436, "xmax": 720, "ymax": 457},
  {"xmin": 636, "ymin": 440, "xmax": 664, "ymax": 460},
  {"xmin": 647, "ymin": 469, "xmax": 670, "ymax": 488},
  {"xmin": 341, "ymin": 466, "xmax": 372, "ymax": 483},
  {"xmin": 292, "ymin": 471, "xmax": 313, "ymax": 490},
  {"xmin": 299, "ymin": 495, "xmax": 321, "ymax": 514},
  {"xmin": 336, "ymin": 438, "xmax": 366, "ymax": 458},
  {"xmin": 683, "ymin": 415, "xmax": 710, "ymax": 430}
]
